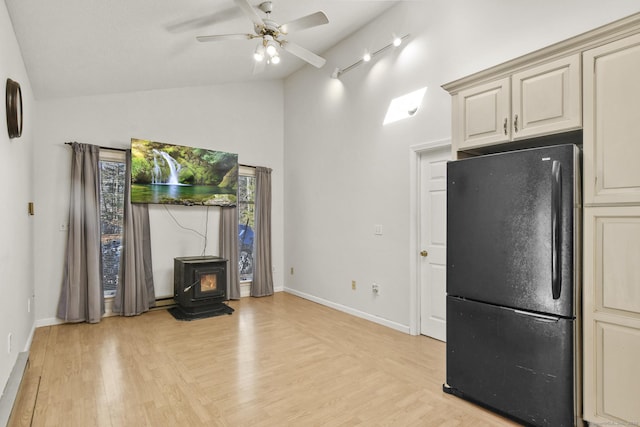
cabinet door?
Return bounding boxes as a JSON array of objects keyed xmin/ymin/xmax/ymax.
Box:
[
  {"xmin": 456, "ymin": 77, "xmax": 510, "ymax": 150},
  {"xmin": 512, "ymin": 54, "xmax": 581, "ymax": 140},
  {"xmin": 584, "ymin": 34, "xmax": 640, "ymax": 205},
  {"xmin": 583, "ymin": 206, "xmax": 640, "ymax": 425}
]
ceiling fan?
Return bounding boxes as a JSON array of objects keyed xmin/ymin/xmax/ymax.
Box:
[{"xmin": 196, "ymin": 0, "xmax": 329, "ymax": 73}]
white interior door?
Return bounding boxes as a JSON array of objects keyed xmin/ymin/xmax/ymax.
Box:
[{"xmin": 419, "ymin": 146, "xmax": 450, "ymax": 341}]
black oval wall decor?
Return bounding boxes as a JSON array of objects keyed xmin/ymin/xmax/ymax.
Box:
[{"xmin": 6, "ymin": 78, "xmax": 23, "ymax": 139}]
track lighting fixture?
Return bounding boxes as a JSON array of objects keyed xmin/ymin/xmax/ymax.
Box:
[{"xmin": 331, "ymin": 33, "xmax": 409, "ymax": 79}]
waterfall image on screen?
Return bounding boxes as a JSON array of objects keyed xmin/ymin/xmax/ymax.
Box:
[{"xmin": 130, "ymin": 138, "xmax": 238, "ymax": 206}]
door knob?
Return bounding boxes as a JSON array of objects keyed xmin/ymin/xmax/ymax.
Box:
[{"xmin": 420, "ymin": 250, "xmax": 428, "ymax": 257}]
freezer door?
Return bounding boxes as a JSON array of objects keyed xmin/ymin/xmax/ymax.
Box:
[
  {"xmin": 446, "ymin": 296, "xmax": 575, "ymax": 427},
  {"xmin": 447, "ymin": 144, "xmax": 577, "ymax": 317}
]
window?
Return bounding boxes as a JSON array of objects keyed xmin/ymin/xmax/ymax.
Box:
[
  {"xmin": 238, "ymin": 166, "xmax": 256, "ymax": 282},
  {"xmin": 99, "ymin": 150, "xmax": 126, "ymax": 297}
]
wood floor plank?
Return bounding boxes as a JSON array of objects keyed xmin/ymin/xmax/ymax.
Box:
[{"xmin": 9, "ymin": 293, "xmax": 518, "ymax": 426}]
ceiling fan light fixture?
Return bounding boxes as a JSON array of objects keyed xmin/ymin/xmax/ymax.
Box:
[
  {"xmin": 196, "ymin": 0, "xmax": 328, "ymax": 72},
  {"xmin": 266, "ymin": 43, "xmax": 278, "ymax": 57},
  {"xmin": 253, "ymin": 45, "xmax": 265, "ymax": 62}
]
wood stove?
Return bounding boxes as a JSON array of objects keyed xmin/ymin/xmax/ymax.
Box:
[{"xmin": 172, "ymin": 256, "xmax": 233, "ymax": 319}]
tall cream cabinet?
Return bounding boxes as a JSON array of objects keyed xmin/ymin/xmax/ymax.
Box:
[
  {"xmin": 582, "ymin": 32, "xmax": 640, "ymax": 426},
  {"xmin": 443, "ymin": 12, "xmax": 640, "ymax": 427}
]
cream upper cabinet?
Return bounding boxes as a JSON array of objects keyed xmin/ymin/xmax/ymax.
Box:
[
  {"xmin": 456, "ymin": 78, "xmax": 510, "ymax": 149},
  {"xmin": 511, "ymin": 55, "xmax": 581, "ymax": 140},
  {"xmin": 583, "ymin": 33, "xmax": 640, "ymax": 205},
  {"xmin": 455, "ymin": 54, "xmax": 581, "ymax": 151}
]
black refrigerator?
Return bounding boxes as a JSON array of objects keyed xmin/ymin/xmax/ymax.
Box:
[{"xmin": 444, "ymin": 143, "xmax": 581, "ymax": 427}]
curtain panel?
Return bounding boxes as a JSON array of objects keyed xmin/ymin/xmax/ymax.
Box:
[
  {"xmin": 113, "ymin": 150, "xmax": 155, "ymax": 316},
  {"xmin": 57, "ymin": 143, "xmax": 104, "ymax": 323},
  {"xmin": 251, "ymin": 166, "xmax": 274, "ymax": 297},
  {"xmin": 220, "ymin": 207, "xmax": 241, "ymax": 300}
]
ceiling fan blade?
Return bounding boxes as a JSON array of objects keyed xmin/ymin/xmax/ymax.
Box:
[
  {"xmin": 233, "ymin": 0, "xmax": 264, "ymax": 28},
  {"xmin": 196, "ymin": 34, "xmax": 254, "ymax": 42},
  {"xmin": 279, "ymin": 11, "xmax": 329, "ymax": 34},
  {"xmin": 280, "ymin": 41, "xmax": 326, "ymax": 68},
  {"xmin": 252, "ymin": 57, "xmax": 267, "ymax": 75},
  {"xmin": 166, "ymin": 7, "xmax": 243, "ymax": 33}
]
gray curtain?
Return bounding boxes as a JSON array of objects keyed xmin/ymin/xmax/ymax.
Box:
[
  {"xmin": 220, "ymin": 207, "xmax": 240, "ymax": 300},
  {"xmin": 57, "ymin": 143, "xmax": 104, "ymax": 323},
  {"xmin": 113, "ymin": 150, "xmax": 155, "ymax": 316},
  {"xmin": 251, "ymin": 167, "xmax": 274, "ymax": 297}
]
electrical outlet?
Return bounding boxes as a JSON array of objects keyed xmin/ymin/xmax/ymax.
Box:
[
  {"xmin": 352, "ymin": 280, "xmax": 356, "ymax": 290},
  {"xmin": 372, "ymin": 283, "xmax": 380, "ymax": 295},
  {"xmin": 290, "ymin": 267, "xmax": 294, "ymax": 275}
]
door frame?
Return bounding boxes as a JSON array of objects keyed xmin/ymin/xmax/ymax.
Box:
[{"xmin": 408, "ymin": 138, "xmax": 451, "ymax": 336}]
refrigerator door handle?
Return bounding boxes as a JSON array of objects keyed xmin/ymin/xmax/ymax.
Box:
[
  {"xmin": 514, "ymin": 309, "xmax": 560, "ymax": 323},
  {"xmin": 551, "ymin": 160, "xmax": 562, "ymax": 299}
]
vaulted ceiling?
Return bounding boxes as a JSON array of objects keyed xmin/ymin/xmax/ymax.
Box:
[{"xmin": 6, "ymin": 0, "xmax": 397, "ymax": 99}]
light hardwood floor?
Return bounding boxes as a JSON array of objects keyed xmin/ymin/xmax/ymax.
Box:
[{"xmin": 9, "ymin": 293, "xmax": 518, "ymax": 426}]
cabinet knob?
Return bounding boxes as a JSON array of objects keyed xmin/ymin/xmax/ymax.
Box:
[
  {"xmin": 420, "ymin": 250, "xmax": 428, "ymax": 257},
  {"xmin": 503, "ymin": 118, "xmax": 508, "ymax": 135},
  {"xmin": 514, "ymin": 114, "xmax": 519, "ymax": 133}
]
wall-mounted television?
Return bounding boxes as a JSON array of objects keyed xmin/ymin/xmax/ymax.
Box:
[{"xmin": 130, "ymin": 138, "xmax": 238, "ymax": 206}]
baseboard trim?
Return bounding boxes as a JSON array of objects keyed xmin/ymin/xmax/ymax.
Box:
[
  {"xmin": 0, "ymin": 351, "xmax": 29, "ymax": 427},
  {"xmin": 283, "ymin": 288, "xmax": 410, "ymax": 334},
  {"xmin": 35, "ymin": 317, "xmax": 64, "ymax": 328},
  {"xmin": 24, "ymin": 324, "xmax": 36, "ymax": 353}
]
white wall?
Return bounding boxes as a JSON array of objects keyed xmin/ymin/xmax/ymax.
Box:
[
  {"xmin": 0, "ymin": 0, "xmax": 35, "ymax": 397},
  {"xmin": 33, "ymin": 82, "xmax": 285, "ymax": 324},
  {"xmin": 283, "ymin": 1, "xmax": 640, "ymax": 330}
]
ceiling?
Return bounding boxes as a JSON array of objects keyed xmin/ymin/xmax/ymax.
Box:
[{"xmin": 5, "ymin": 0, "xmax": 398, "ymax": 100}]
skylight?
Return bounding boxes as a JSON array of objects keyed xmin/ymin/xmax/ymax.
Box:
[{"xmin": 383, "ymin": 87, "xmax": 427, "ymax": 125}]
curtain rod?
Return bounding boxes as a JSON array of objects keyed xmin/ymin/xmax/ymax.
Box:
[
  {"xmin": 65, "ymin": 143, "xmax": 262, "ymax": 168},
  {"xmin": 65, "ymin": 142, "xmax": 128, "ymax": 152}
]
